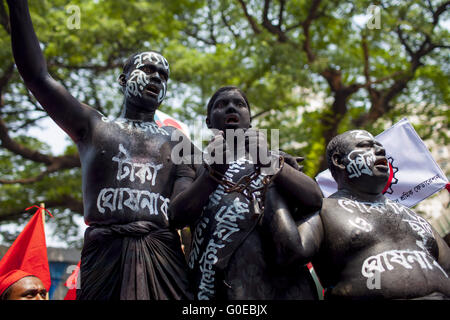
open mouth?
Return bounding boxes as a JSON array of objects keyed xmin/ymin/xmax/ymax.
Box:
[
  {"xmin": 374, "ymin": 158, "xmax": 388, "ymax": 170},
  {"xmin": 144, "ymin": 84, "xmax": 160, "ymax": 96},
  {"xmin": 225, "ymin": 114, "xmax": 239, "ymax": 124}
]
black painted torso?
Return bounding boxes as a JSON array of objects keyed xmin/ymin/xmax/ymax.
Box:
[
  {"xmin": 317, "ymin": 190, "xmax": 450, "ymax": 299},
  {"xmin": 77, "ymin": 114, "xmax": 180, "ymax": 227}
]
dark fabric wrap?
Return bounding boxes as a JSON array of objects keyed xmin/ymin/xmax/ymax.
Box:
[
  {"xmin": 189, "ymin": 158, "xmax": 318, "ymax": 300},
  {"xmin": 77, "ymin": 221, "xmax": 193, "ymax": 300}
]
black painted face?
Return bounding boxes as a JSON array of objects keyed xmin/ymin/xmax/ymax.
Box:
[
  {"xmin": 206, "ymin": 90, "xmax": 251, "ymax": 131},
  {"xmin": 123, "ymin": 52, "xmax": 170, "ymax": 111},
  {"xmin": 339, "ymin": 130, "xmax": 389, "ymax": 194}
]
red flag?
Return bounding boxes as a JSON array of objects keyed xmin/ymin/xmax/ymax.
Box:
[
  {"xmin": 0, "ymin": 206, "xmax": 52, "ymax": 296},
  {"xmin": 63, "ymin": 260, "xmax": 80, "ymax": 300}
]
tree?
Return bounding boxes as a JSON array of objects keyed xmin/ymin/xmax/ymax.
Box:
[
  {"xmin": 0, "ymin": 0, "xmax": 448, "ymax": 247},
  {"xmin": 172, "ymin": 0, "xmax": 449, "ymax": 172}
]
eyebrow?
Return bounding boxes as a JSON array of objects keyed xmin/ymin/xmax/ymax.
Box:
[
  {"xmin": 215, "ymin": 96, "xmax": 246, "ymax": 104},
  {"xmin": 22, "ymin": 289, "xmax": 46, "ymax": 296},
  {"xmin": 139, "ymin": 64, "xmax": 169, "ymax": 78},
  {"xmin": 21, "ymin": 289, "xmax": 38, "ymax": 296}
]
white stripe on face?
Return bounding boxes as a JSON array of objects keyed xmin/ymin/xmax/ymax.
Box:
[
  {"xmin": 133, "ymin": 52, "xmax": 170, "ymax": 75},
  {"xmin": 126, "ymin": 69, "xmax": 149, "ymax": 98},
  {"xmin": 349, "ymin": 130, "xmax": 374, "ymax": 140},
  {"xmin": 158, "ymin": 81, "xmax": 167, "ymax": 103}
]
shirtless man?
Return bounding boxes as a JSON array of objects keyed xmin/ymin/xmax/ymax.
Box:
[
  {"xmin": 289, "ymin": 130, "xmax": 450, "ymax": 299},
  {"xmin": 7, "ymin": 0, "xmax": 195, "ymax": 300},
  {"xmin": 169, "ymin": 86, "xmax": 323, "ymax": 300}
]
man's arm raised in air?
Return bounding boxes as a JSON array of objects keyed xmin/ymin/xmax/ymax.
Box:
[{"xmin": 7, "ymin": 0, "xmax": 97, "ymax": 143}]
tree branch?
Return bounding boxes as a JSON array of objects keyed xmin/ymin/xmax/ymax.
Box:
[
  {"xmin": 220, "ymin": 9, "xmax": 240, "ymax": 39},
  {"xmin": 0, "ymin": 64, "xmax": 14, "ymax": 91},
  {"xmin": 353, "ymin": 2, "xmax": 449, "ymax": 128},
  {"xmin": 0, "ymin": 117, "xmax": 80, "ymax": 168},
  {"xmin": 0, "ymin": 195, "xmax": 84, "ymax": 222},
  {"xmin": 252, "ymin": 109, "xmax": 270, "ymax": 119},
  {"xmin": 260, "ymin": 0, "xmax": 290, "ymax": 42},
  {"xmin": 278, "ymin": 0, "xmax": 286, "ymax": 27},
  {"xmin": 207, "ymin": 0, "xmax": 218, "ymax": 45},
  {"xmin": 0, "ymin": 170, "xmax": 52, "ymax": 184},
  {"xmin": 236, "ymin": 0, "xmax": 261, "ymax": 34},
  {"xmin": 396, "ymin": 26, "xmax": 414, "ymax": 57},
  {"xmin": 432, "ymin": 1, "xmax": 450, "ymax": 26},
  {"xmin": 183, "ymin": 28, "xmax": 217, "ymax": 46},
  {"xmin": 0, "ymin": 0, "xmax": 10, "ymax": 34},
  {"xmin": 301, "ymin": 0, "xmax": 322, "ymax": 63},
  {"xmin": 48, "ymin": 61, "xmax": 123, "ymax": 73},
  {"xmin": 12, "ymin": 114, "xmax": 47, "ymax": 131}
]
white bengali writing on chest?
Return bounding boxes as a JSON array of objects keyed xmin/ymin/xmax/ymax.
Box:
[
  {"xmin": 96, "ymin": 143, "xmax": 169, "ymax": 220},
  {"xmin": 339, "ymin": 198, "xmax": 434, "ymax": 242},
  {"xmin": 348, "ymin": 217, "xmax": 373, "ymax": 232},
  {"xmin": 338, "ymin": 198, "xmax": 410, "ymax": 215},
  {"xmin": 362, "ymin": 249, "xmax": 448, "ymax": 290},
  {"xmin": 101, "ymin": 116, "xmax": 170, "ymax": 136},
  {"xmin": 96, "ymin": 187, "xmax": 170, "ymax": 219},
  {"xmin": 112, "ymin": 144, "xmax": 163, "ymax": 185}
]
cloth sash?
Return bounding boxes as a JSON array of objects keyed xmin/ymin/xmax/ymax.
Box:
[
  {"xmin": 77, "ymin": 221, "xmax": 193, "ymax": 300},
  {"xmin": 189, "ymin": 159, "xmax": 267, "ymax": 300}
]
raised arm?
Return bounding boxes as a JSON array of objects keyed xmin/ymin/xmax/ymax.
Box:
[{"xmin": 7, "ymin": 0, "xmax": 96, "ymax": 142}]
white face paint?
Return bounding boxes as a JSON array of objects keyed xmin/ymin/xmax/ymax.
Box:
[
  {"xmin": 125, "ymin": 51, "xmax": 170, "ymax": 102},
  {"xmin": 346, "ymin": 149, "xmax": 376, "ymax": 178},
  {"xmin": 349, "ymin": 130, "xmax": 374, "ymax": 140},
  {"xmin": 126, "ymin": 69, "xmax": 149, "ymax": 98},
  {"xmin": 133, "ymin": 52, "xmax": 170, "ymax": 73},
  {"xmin": 158, "ymin": 81, "xmax": 167, "ymax": 104}
]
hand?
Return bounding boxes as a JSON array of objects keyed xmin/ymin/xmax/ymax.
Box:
[
  {"xmin": 204, "ymin": 130, "xmax": 229, "ymax": 174},
  {"xmin": 278, "ymin": 150, "xmax": 304, "ymax": 172},
  {"xmin": 245, "ymin": 128, "xmax": 270, "ymax": 166}
]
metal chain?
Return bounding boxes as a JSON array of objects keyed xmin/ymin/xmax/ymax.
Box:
[{"xmin": 203, "ymin": 156, "xmax": 285, "ymax": 214}]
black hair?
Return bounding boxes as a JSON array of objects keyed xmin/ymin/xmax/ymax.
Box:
[
  {"xmin": 206, "ymin": 86, "xmax": 251, "ymax": 118},
  {"xmin": 0, "ymin": 287, "xmax": 11, "ymax": 300},
  {"xmin": 326, "ymin": 131, "xmax": 353, "ymax": 180}
]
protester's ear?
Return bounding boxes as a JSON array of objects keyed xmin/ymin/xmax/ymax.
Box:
[
  {"xmin": 118, "ymin": 73, "xmax": 127, "ymax": 87},
  {"xmin": 332, "ymin": 152, "xmax": 345, "ymax": 170}
]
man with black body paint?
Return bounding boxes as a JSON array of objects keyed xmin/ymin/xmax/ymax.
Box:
[
  {"xmin": 7, "ymin": 0, "xmax": 195, "ymax": 300},
  {"xmin": 285, "ymin": 130, "xmax": 450, "ymax": 299},
  {"xmin": 169, "ymin": 86, "xmax": 323, "ymax": 300}
]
